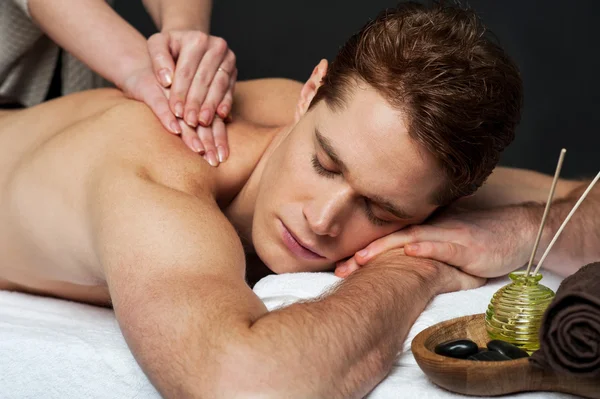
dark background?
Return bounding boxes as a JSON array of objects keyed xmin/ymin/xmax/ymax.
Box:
[{"xmin": 115, "ymin": 0, "xmax": 599, "ymax": 178}]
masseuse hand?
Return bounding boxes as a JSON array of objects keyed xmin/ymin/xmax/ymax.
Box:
[
  {"xmin": 148, "ymin": 30, "xmax": 237, "ymax": 163},
  {"xmin": 335, "ymin": 205, "xmax": 536, "ymax": 279}
]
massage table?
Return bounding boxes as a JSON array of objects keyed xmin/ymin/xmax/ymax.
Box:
[{"xmin": 0, "ymin": 271, "xmax": 576, "ymax": 398}]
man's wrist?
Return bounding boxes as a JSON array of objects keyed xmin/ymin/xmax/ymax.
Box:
[{"xmin": 366, "ymin": 249, "xmax": 441, "ymax": 297}]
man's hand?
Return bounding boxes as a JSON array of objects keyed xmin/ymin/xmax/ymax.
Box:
[
  {"xmin": 343, "ymin": 249, "xmax": 486, "ymax": 294},
  {"xmin": 336, "ymin": 205, "xmax": 537, "ymax": 279},
  {"xmin": 148, "ymin": 30, "xmax": 237, "ymax": 163}
]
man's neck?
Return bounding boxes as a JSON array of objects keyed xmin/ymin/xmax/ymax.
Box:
[{"xmin": 223, "ymin": 123, "xmax": 293, "ymax": 251}]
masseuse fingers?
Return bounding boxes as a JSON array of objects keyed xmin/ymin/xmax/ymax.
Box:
[
  {"xmin": 403, "ymin": 241, "xmax": 471, "ymax": 268},
  {"xmin": 180, "ymin": 120, "xmax": 205, "ymax": 154},
  {"xmin": 354, "ymin": 225, "xmax": 448, "ymax": 265},
  {"xmin": 186, "ymin": 38, "xmax": 231, "ymax": 127},
  {"xmin": 196, "ymin": 124, "xmax": 219, "ymax": 166},
  {"xmin": 147, "ymin": 33, "xmax": 175, "ymax": 87},
  {"xmin": 211, "ymin": 117, "xmax": 229, "ymax": 163},
  {"xmin": 170, "ymin": 33, "xmax": 208, "ymax": 121},
  {"xmin": 141, "ymin": 82, "xmax": 181, "ymax": 135},
  {"xmin": 199, "ymin": 50, "xmax": 237, "ymax": 123},
  {"xmin": 217, "ymin": 67, "xmax": 237, "ymax": 120}
]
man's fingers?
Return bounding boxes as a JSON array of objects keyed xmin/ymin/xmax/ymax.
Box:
[
  {"xmin": 187, "ymin": 38, "xmax": 230, "ymax": 127},
  {"xmin": 148, "ymin": 33, "xmax": 175, "ymax": 87},
  {"xmin": 334, "ymin": 257, "xmax": 361, "ymax": 279},
  {"xmin": 170, "ymin": 34, "xmax": 208, "ymax": 119},
  {"xmin": 143, "ymin": 84, "xmax": 181, "ymax": 135},
  {"xmin": 404, "ymin": 241, "xmax": 470, "ymax": 267},
  {"xmin": 211, "ymin": 117, "xmax": 229, "ymax": 163},
  {"xmin": 355, "ymin": 225, "xmax": 451, "ymax": 265}
]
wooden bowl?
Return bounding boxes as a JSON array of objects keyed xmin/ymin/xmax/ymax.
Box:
[{"xmin": 411, "ymin": 313, "xmax": 600, "ymax": 398}]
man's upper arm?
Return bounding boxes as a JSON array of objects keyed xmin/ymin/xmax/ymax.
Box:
[{"xmin": 91, "ymin": 172, "xmax": 267, "ymax": 397}]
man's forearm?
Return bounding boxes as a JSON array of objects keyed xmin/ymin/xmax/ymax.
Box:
[
  {"xmin": 143, "ymin": 0, "xmax": 212, "ymax": 32},
  {"xmin": 531, "ymin": 181, "xmax": 600, "ymax": 275},
  {"xmin": 28, "ymin": 0, "xmax": 149, "ymax": 89},
  {"xmin": 454, "ymin": 166, "xmax": 599, "ymax": 274},
  {"xmin": 240, "ymin": 254, "xmax": 440, "ymax": 398}
]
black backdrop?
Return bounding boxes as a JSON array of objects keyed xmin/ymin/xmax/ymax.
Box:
[{"xmin": 115, "ymin": 0, "xmax": 599, "ymax": 178}]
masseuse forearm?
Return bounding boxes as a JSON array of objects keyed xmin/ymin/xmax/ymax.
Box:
[
  {"xmin": 143, "ymin": 0, "xmax": 213, "ymax": 32},
  {"xmin": 28, "ymin": 0, "xmax": 149, "ymax": 89},
  {"xmin": 533, "ymin": 182, "xmax": 600, "ymax": 275},
  {"xmin": 240, "ymin": 255, "xmax": 439, "ymax": 398}
]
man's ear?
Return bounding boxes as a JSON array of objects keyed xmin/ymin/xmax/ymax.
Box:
[{"xmin": 295, "ymin": 59, "xmax": 328, "ymax": 123}]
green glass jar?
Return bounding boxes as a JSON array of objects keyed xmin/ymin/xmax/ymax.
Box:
[{"xmin": 485, "ymin": 271, "xmax": 555, "ymax": 353}]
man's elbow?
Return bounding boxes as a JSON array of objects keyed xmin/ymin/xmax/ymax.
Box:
[{"xmin": 210, "ymin": 342, "xmax": 325, "ymax": 399}]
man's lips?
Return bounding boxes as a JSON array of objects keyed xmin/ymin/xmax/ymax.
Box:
[{"xmin": 279, "ymin": 220, "xmax": 325, "ymax": 260}]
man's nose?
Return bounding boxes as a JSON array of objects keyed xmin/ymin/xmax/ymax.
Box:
[{"xmin": 303, "ymin": 187, "xmax": 353, "ymax": 237}]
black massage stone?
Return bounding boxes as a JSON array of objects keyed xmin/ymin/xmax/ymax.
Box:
[
  {"xmin": 434, "ymin": 339, "xmax": 479, "ymax": 359},
  {"xmin": 487, "ymin": 340, "xmax": 530, "ymax": 359},
  {"xmin": 467, "ymin": 350, "xmax": 511, "ymax": 361}
]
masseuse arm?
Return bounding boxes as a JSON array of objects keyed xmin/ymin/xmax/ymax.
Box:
[
  {"xmin": 96, "ymin": 175, "xmax": 480, "ymax": 398},
  {"xmin": 142, "ymin": 0, "xmax": 212, "ymax": 32},
  {"xmin": 25, "ymin": 0, "xmax": 182, "ymax": 135}
]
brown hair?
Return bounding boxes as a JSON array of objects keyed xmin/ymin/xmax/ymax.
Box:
[{"xmin": 310, "ymin": 1, "xmax": 523, "ymax": 205}]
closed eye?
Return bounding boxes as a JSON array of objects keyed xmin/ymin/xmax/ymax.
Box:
[
  {"xmin": 311, "ymin": 154, "xmax": 390, "ymax": 226},
  {"xmin": 311, "ymin": 154, "xmax": 338, "ymax": 178},
  {"xmin": 362, "ymin": 199, "xmax": 392, "ymax": 226}
]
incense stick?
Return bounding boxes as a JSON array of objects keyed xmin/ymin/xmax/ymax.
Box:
[
  {"xmin": 525, "ymin": 149, "xmax": 566, "ymax": 277},
  {"xmin": 533, "ymin": 171, "xmax": 600, "ymax": 276}
]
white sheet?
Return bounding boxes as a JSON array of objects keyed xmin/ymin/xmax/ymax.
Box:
[{"xmin": 0, "ymin": 271, "xmax": 577, "ymax": 398}]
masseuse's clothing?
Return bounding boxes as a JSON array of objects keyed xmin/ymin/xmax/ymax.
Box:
[{"xmin": 0, "ymin": 0, "xmax": 114, "ymax": 107}]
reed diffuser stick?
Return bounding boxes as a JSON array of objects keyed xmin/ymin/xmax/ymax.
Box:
[
  {"xmin": 533, "ymin": 171, "xmax": 600, "ymax": 276},
  {"xmin": 525, "ymin": 149, "xmax": 566, "ymax": 277}
]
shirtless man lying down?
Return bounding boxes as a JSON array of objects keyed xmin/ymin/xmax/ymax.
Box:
[{"xmin": 1, "ymin": 4, "xmax": 599, "ymax": 398}]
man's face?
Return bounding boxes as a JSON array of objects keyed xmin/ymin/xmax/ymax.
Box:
[{"xmin": 252, "ymin": 84, "xmax": 444, "ymax": 273}]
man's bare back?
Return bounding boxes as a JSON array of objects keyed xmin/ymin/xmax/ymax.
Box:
[{"xmin": 0, "ymin": 79, "xmax": 301, "ymax": 305}]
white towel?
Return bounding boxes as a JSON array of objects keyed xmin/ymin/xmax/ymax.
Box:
[{"xmin": 0, "ymin": 270, "xmax": 576, "ymax": 398}]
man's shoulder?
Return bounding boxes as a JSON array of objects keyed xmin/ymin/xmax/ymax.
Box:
[{"xmin": 233, "ymin": 78, "xmax": 303, "ymax": 128}]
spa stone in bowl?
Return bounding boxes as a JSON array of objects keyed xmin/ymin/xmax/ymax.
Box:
[
  {"xmin": 487, "ymin": 340, "xmax": 529, "ymax": 359},
  {"xmin": 468, "ymin": 350, "xmax": 511, "ymax": 361},
  {"xmin": 434, "ymin": 339, "xmax": 478, "ymax": 359}
]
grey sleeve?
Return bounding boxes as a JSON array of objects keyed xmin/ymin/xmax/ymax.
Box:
[{"xmin": 11, "ymin": 0, "xmax": 31, "ymax": 18}]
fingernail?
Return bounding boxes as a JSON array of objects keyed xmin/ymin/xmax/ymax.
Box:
[
  {"xmin": 219, "ymin": 105, "xmax": 229, "ymax": 117},
  {"xmin": 206, "ymin": 151, "xmax": 218, "ymax": 167},
  {"xmin": 185, "ymin": 110, "xmax": 198, "ymax": 127},
  {"xmin": 174, "ymin": 102, "xmax": 183, "ymax": 118},
  {"xmin": 217, "ymin": 145, "xmax": 227, "ymax": 162},
  {"xmin": 406, "ymin": 244, "xmax": 419, "ymax": 252},
  {"xmin": 357, "ymin": 249, "xmax": 369, "ymax": 258},
  {"xmin": 170, "ymin": 121, "xmax": 182, "ymax": 134},
  {"xmin": 337, "ymin": 265, "xmax": 348, "ymax": 274},
  {"xmin": 199, "ymin": 109, "xmax": 212, "ymax": 126},
  {"xmin": 191, "ymin": 138, "xmax": 202, "ymax": 153},
  {"xmin": 159, "ymin": 68, "xmax": 172, "ymax": 86}
]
